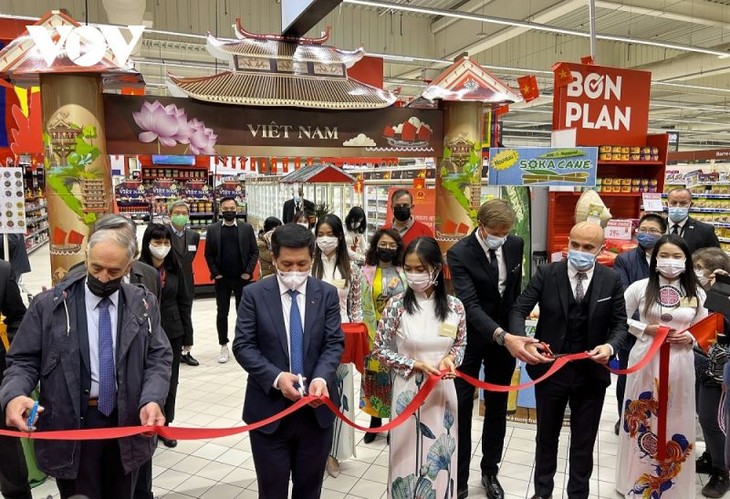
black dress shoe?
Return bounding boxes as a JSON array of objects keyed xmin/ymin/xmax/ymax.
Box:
[
  {"xmin": 529, "ymin": 496, "xmax": 552, "ymax": 499},
  {"xmin": 482, "ymin": 474, "xmax": 504, "ymax": 499},
  {"xmin": 181, "ymin": 353, "xmax": 199, "ymax": 366},
  {"xmin": 457, "ymin": 488, "xmax": 468, "ymax": 499},
  {"xmin": 160, "ymin": 436, "xmax": 178, "ymax": 448},
  {"xmin": 614, "ymin": 419, "xmax": 620, "ymax": 436}
]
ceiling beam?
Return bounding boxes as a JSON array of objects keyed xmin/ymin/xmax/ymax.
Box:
[
  {"xmin": 431, "ymin": 0, "xmax": 493, "ymax": 34},
  {"xmin": 595, "ymin": 0, "xmax": 730, "ymax": 28}
]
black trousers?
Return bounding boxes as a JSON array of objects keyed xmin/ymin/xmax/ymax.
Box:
[
  {"xmin": 455, "ymin": 339, "xmax": 515, "ymax": 490},
  {"xmin": 533, "ymin": 363, "xmax": 605, "ymax": 499},
  {"xmin": 698, "ymin": 381, "xmax": 726, "ymax": 470},
  {"xmin": 164, "ymin": 335, "xmax": 184, "ymax": 423},
  {"xmin": 56, "ymin": 408, "xmax": 139, "ymax": 499},
  {"xmin": 179, "ymin": 295, "xmax": 194, "ymax": 348},
  {"xmin": 249, "ymin": 407, "xmax": 333, "ymax": 499},
  {"xmin": 615, "ymin": 336, "xmax": 636, "ymax": 417},
  {"xmin": 0, "ymin": 353, "xmax": 31, "ymax": 499},
  {"xmin": 215, "ymin": 276, "xmax": 246, "ymax": 345}
]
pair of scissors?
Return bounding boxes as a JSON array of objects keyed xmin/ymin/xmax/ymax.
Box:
[
  {"xmin": 297, "ymin": 374, "xmax": 307, "ymax": 398},
  {"xmin": 536, "ymin": 342, "xmax": 569, "ymax": 359},
  {"xmin": 26, "ymin": 401, "xmax": 39, "ymax": 431}
]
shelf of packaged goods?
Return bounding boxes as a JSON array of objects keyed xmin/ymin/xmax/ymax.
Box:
[
  {"xmin": 598, "ymin": 160, "xmax": 664, "ymax": 166},
  {"xmin": 142, "ymin": 176, "xmax": 207, "ymax": 181},
  {"xmin": 27, "ymin": 239, "xmax": 48, "ymax": 254},
  {"xmin": 660, "ymin": 193, "xmax": 730, "ymax": 199},
  {"xmin": 707, "ymin": 222, "xmax": 730, "ymax": 228},
  {"xmin": 24, "ymin": 195, "xmax": 43, "ymax": 201},
  {"xmin": 190, "ymin": 212, "xmax": 215, "ymax": 217},
  {"xmin": 26, "ymin": 215, "xmax": 48, "ymax": 225},
  {"xmin": 689, "ymin": 208, "xmax": 730, "ymax": 213},
  {"xmin": 666, "ymin": 181, "xmax": 730, "ymax": 186},
  {"xmin": 554, "ymin": 191, "xmax": 650, "ymax": 198},
  {"xmin": 24, "ymin": 226, "xmax": 48, "ymax": 239},
  {"xmin": 25, "ymin": 205, "xmax": 46, "ymax": 214},
  {"xmin": 121, "ymin": 212, "xmax": 150, "ymax": 218},
  {"xmin": 720, "ymin": 237, "xmax": 730, "ymax": 244}
]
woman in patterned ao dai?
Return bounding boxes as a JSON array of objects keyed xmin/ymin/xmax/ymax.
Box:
[{"xmin": 373, "ymin": 237, "xmax": 467, "ymax": 499}]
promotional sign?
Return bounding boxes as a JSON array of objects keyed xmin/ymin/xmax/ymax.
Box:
[
  {"xmin": 552, "ymin": 63, "xmax": 651, "ymax": 146},
  {"xmin": 103, "ymin": 95, "xmax": 443, "ymax": 158},
  {"xmin": 642, "ymin": 192, "xmax": 664, "ymax": 212},
  {"xmin": 488, "ymin": 147, "xmax": 598, "ymax": 186},
  {"xmin": 0, "ymin": 167, "xmax": 26, "ymax": 234},
  {"xmin": 385, "ymin": 186, "xmax": 435, "ymax": 232},
  {"xmin": 604, "ymin": 220, "xmax": 633, "ymax": 241}
]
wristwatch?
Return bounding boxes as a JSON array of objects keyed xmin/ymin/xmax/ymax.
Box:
[{"xmin": 494, "ymin": 329, "xmax": 507, "ymax": 346}]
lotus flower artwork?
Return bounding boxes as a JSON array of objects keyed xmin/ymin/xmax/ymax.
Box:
[{"xmin": 133, "ymin": 101, "xmax": 218, "ymax": 154}]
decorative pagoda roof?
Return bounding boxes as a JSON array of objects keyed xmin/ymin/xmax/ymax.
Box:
[
  {"xmin": 281, "ymin": 164, "xmax": 356, "ymax": 184},
  {"xmin": 0, "ymin": 10, "xmax": 143, "ymax": 88},
  {"xmin": 169, "ymin": 23, "xmax": 395, "ymax": 109},
  {"xmin": 419, "ymin": 55, "xmax": 522, "ymax": 105},
  {"xmin": 169, "ymin": 71, "xmax": 396, "ymax": 109}
]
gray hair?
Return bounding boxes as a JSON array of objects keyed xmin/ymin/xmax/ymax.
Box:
[
  {"xmin": 88, "ymin": 227, "xmax": 138, "ymax": 262},
  {"xmin": 169, "ymin": 200, "xmax": 189, "ymax": 213},
  {"xmin": 90, "ymin": 214, "xmax": 138, "ymax": 258}
]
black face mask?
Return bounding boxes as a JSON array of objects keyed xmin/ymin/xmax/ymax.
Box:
[
  {"xmin": 87, "ymin": 273, "xmax": 124, "ymax": 299},
  {"xmin": 221, "ymin": 211, "xmax": 236, "ymax": 222},
  {"xmin": 377, "ymin": 248, "xmax": 397, "ymax": 263},
  {"xmin": 393, "ymin": 206, "xmax": 411, "ymax": 222}
]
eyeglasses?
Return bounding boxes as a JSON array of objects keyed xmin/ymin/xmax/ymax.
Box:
[{"xmin": 637, "ymin": 228, "xmax": 663, "ymax": 235}]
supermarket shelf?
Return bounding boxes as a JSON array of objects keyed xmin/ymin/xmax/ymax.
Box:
[
  {"xmin": 660, "ymin": 193, "xmax": 730, "ymax": 199},
  {"xmin": 666, "ymin": 181, "xmax": 730, "ymax": 186},
  {"xmin": 26, "ymin": 215, "xmax": 48, "ymax": 225},
  {"xmin": 720, "ymin": 237, "xmax": 730, "ymax": 244},
  {"xmin": 599, "ymin": 160, "xmax": 664, "ymax": 166},
  {"xmin": 24, "ymin": 226, "xmax": 47, "ymax": 239},
  {"xmin": 25, "ymin": 205, "xmax": 46, "ymax": 214},
  {"xmin": 689, "ymin": 208, "xmax": 730, "ymax": 213},
  {"xmin": 142, "ymin": 176, "xmax": 207, "ymax": 181},
  {"xmin": 553, "ymin": 191, "xmax": 650, "ymax": 198},
  {"xmin": 190, "ymin": 212, "xmax": 215, "ymax": 217},
  {"xmin": 27, "ymin": 239, "xmax": 48, "ymax": 254},
  {"xmin": 708, "ymin": 222, "xmax": 730, "ymax": 228}
]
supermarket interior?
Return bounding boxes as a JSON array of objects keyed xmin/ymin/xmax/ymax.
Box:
[{"xmin": 0, "ymin": 0, "xmax": 730, "ymax": 498}]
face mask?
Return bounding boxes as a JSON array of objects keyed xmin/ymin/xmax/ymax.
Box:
[
  {"xmin": 293, "ymin": 195, "xmax": 301, "ymax": 202},
  {"xmin": 317, "ymin": 236, "xmax": 338, "ymax": 255},
  {"xmin": 567, "ymin": 249, "xmax": 597, "ymax": 271},
  {"xmin": 87, "ymin": 273, "xmax": 124, "ymax": 299},
  {"xmin": 485, "ymin": 233, "xmax": 507, "ymax": 250},
  {"xmin": 170, "ymin": 214, "xmax": 189, "ymax": 228},
  {"xmin": 393, "ymin": 206, "xmax": 411, "ymax": 222},
  {"xmin": 636, "ymin": 232, "xmax": 661, "ymax": 250},
  {"xmin": 656, "ymin": 258, "xmax": 686, "ymax": 279},
  {"xmin": 221, "ymin": 211, "xmax": 236, "ymax": 222},
  {"xmin": 668, "ymin": 206, "xmax": 689, "ymax": 223},
  {"xmin": 406, "ymin": 271, "xmax": 434, "ymax": 293},
  {"xmin": 149, "ymin": 244, "xmax": 171, "ymax": 260},
  {"xmin": 298, "ymin": 222, "xmax": 310, "ymax": 229},
  {"xmin": 277, "ymin": 269, "xmax": 309, "ymax": 290},
  {"xmin": 376, "ymin": 248, "xmax": 397, "ymax": 263},
  {"xmin": 695, "ymin": 270, "xmax": 710, "ymax": 288}
]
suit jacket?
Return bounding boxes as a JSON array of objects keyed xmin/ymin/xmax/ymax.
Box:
[
  {"xmin": 508, "ymin": 260, "xmax": 628, "ymax": 385},
  {"xmin": 447, "ymin": 232, "xmax": 523, "ymax": 346},
  {"xmin": 282, "ymin": 198, "xmax": 315, "ymax": 224},
  {"xmin": 168, "ymin": 226, "xmax": 200, "ymax": 304},
  {"xmin": 678, "ymin": 216, "xmax": 720, "ymax": 254},
  {"xmin": 232, "ymin": 276, "xmax": 344, "ymax": 433},
  {"xmin": 0, "ymin": 260, "xmax": 27, "ymax": 379},
  {"xmin": 141, "ymin": 264, "xmax": 185, "ymax": 341},
  {"xmin": 204, "ymin": 221, "xmax": 259, "ymax": 280}
]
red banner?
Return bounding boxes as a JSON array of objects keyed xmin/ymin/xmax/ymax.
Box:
[{"xmin": 552, "ymin": 62, "xmax": 651, "ymax": 146}]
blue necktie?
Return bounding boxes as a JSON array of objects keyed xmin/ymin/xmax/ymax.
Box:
[
  {"xmin": 287, "ymin": 290, "xmax": 304, "ymax": 375},
  {"xmin": 97, "ymin": 298, "xmax": 116, "ymax": 416}
]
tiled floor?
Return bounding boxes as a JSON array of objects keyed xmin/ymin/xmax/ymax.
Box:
[{"xmin": 19, "ymin": 243, "xmax": 717, "ymax": 498}]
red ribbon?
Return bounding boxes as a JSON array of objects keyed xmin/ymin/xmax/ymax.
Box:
[{"xmin": 0, "ymin": 326, "xmax": 672, "ymax": 441}]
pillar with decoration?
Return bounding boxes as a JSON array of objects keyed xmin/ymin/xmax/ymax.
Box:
[{"xmin": 0, "ymin": 11, "xmax": 144, "ymax": 282}]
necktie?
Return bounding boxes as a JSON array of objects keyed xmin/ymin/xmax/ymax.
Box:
[
  {"xmin": 97, "ymin": 298, "xmax": 116, "ymax": 416},
  {"xmin": 575, "ymin": 272, "xmax": 587, "ymax": 302},
  {"xmin": 672, "ymin": 225, "xmax": 680, "ymax": 235},
  {"xmin": 488, "ymin": 249, "xmax": 499, "ymax": 279},
  {"xmin": 287, "ymin": 290, "xmax": 304, "ymax": 375}
]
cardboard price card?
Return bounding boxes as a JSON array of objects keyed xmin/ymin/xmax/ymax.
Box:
[
  {"xmin": 605, "ymin": 220, "xmax": 634, "ymax": 241},
  {"xmin": 642, "ymin": 193, "xmax": 664, "ymax": 212},
  {"xmin": 488, "ymin": 147, "xmax": 598, "ymax": 186},
  {"xmin": 0, "ymin": 168, "xmax": 27, "ymax": 234}
]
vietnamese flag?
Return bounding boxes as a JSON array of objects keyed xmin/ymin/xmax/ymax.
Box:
[
  {"xmin": 517, "ymin": 75, "xmax": 539, "ymax": 102},
  {"xmin": 552, "ymin": 62, "xmax": 575, "ymax": 88},
  {"xmin": 581, "ymin": 55, "xmax": 596, "ymax": 65},
  {"xmin": 688, "ymin": 312, "xmax": 725, "ymax": 352}
]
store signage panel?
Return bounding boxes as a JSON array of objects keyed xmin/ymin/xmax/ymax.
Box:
[
  {"xmin": 103, "ymin": 95, "xmax": 443, "ymax": 158},
  {"xmin": 488, "ymin": 147, "xmax": 598, "ymax": 186},
  {"xmin": 552, "ymin": 63, "xmax": 651, "ymax": 146}
]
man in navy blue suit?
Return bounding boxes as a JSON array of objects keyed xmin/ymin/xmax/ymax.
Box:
[{"xmin": 233, "ymin": 223, "xmax": 344, "ymax": 499}]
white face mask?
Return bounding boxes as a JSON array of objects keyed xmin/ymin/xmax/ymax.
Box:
[
  {"xmin": 149, "ymin": 244, "xmax": 171, "ymax": 260},
  {"xmin": 405, "ymin": 269, "xmax": 438, "ymax": 293},
  {"xmin": 298, "ymin": 222, "xmax": 310, "ymax": 229},
  {"xmin": 695, "ymin": 270, "xmax": 710, "ymax": 288},
  {"xmin": 656, "ymin": 258, "xmax": 686, "ymax": 279},
  {"xmin": 316, "ymin": 236, "xmax": 338, "ymax": 255},
  {"xmin": 277, "ymin": 268, "xmax": 309, "ymax": 290}
]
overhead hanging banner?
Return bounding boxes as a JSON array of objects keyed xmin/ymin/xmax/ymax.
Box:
[
  {"xmin": 103, "ymin": 95, "xmax": 443, "ymax": 158},
  {"xmin": 488, "ymin": 147, "xmax": 598, "ymax": 186},
  {"xmin": 551, "ymin": 63, "xmax": 651, "ymax": 146}
]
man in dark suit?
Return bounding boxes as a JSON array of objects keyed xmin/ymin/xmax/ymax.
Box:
[
  {"xmin": 508, "ymin": 222, "xmax": 628, "ymax": 499},
  {"xmin": 282, "ymin": 186, "xmax": 314, "ymax": 224},
  {"xmin": 168, "ymin": 201, "xmax": 201, "ymax": 366},
  {"xmin": 0, "ymin": 260, "xmax": 30, "ymax": 499},
  {"xmin": 233, "ymin": 223, "xmax": 344, "ymax": 499},
  {"xmin": 448, "ymin": 199, "xmax": 526, "ymax": 499},
  {"xmin": 666, "ymin": 187, "xmax": 720, "ymax": 254},
  {"xmin": 205, "ymin": 197, "xmax": 258, "ymax": 364}
]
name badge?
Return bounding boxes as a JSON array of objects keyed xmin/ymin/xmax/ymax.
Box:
[
  {"xmin": 679, "ymin": 297, "xmax": 698, "ymax": 308},
  {"xmin": 187, "ymin": 245, "xmax": 197, "ymax": 252},
  {"xmin": 439, "ymin": 323, "xmax": 457, "ymax": 339},
  {"xmin": 329, "ymin": 279, "xmax": 347, "ymax": 289}
]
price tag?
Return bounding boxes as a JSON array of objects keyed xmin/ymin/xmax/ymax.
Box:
[
  {"xmin": 642, "ymin": 192, "xmax": 664, "ymax": 212},
  {"xmin": 604, "ymin": 220, "xmax": 633, "ymax": 241}
]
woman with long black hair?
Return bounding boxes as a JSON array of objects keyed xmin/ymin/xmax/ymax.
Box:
[
  {"xmin": 616, "ymin": 234, "xmax": 707, "ymax": 498},
  {"xmin": 373, "ymin": 236, "xmax": 466, "ymax": 498}
]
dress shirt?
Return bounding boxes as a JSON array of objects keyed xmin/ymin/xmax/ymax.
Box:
[
  {"xmin": 172, "ymin": 226, "xmax": 185, "ymax": 238},
  {"xmin": 84, "ymin": 281, "xmax": 120, "ymax": 398},
  {"xmin": 222, "ymin": 218, "xmax": 238, "ymax": 227},
  {"xmin": 668, "ymin": 217, "xmax": 688, "ymax": 236},
  {"xmin": 475, "ymin": 230, "xmax": 507, "ymax": 295},
  {"xmin": 392, "ymin": 217, "xmax": 414, "ymax": 236},
  {"xmin": 567, "ymin": 263, "xmax": 614, "ymax": 355}
]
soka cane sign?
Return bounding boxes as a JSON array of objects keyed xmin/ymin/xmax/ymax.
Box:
[{"xmin": 552, "ymin": 63, "xmax": 651, "ymax": 146}]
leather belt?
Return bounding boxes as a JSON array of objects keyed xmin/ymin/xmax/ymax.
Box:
[{"xmin": 87, "ymin": 398, "xmax": 99, "ymax": 407}]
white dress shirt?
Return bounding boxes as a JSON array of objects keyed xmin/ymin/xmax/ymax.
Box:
[
  {"xmin": 567, "ymin": 262, "xmax": 595, "ymax": 300},
  {"xmin": 668, "ymin": 217, "xmax": 688, "ymax": 236},
  {"xmin": 84, "ymin": 282, "xmax": 119, "ymax": 398},
  {"xmin": 320, "ymin": 254, "xmax": 350, "ymax": 324},
  {"xmin": 475, "ymin": 230, "xmax": 507, "ymax": 295}
]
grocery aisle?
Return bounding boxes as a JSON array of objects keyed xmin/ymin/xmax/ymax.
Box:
[{"xmin": 20, "ymin": 244, "xmax": 711, "ymax": 499}]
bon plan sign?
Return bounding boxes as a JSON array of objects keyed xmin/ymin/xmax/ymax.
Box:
[
  {"xmin": 488, "ymin": 147, "xmax": 598, "ymax": 187},
  {"xmin": 552, "ymin": 63, "xmax": 651, "ymax": 146}
]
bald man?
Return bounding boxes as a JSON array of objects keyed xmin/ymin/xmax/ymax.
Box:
[{"xmin": 508, "ymin": 222, "xmax": 628, "ymax": 499}]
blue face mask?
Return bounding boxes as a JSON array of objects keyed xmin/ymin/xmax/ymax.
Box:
[
  {"xmin": 636, "ymin": 232, "xmax": 661, "ymax": 250},
  {"xmin": 668, "ymin": 206, "xmax": 689, "ymax": 223},
  {"xmin": 568, "ymin": 249, "xmax": 596, "ymax": 271}
]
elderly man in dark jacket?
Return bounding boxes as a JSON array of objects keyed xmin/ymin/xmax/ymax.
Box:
[{"xmin": 0, "ymin": 227, "xmax": 172, "ymax": 499}]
